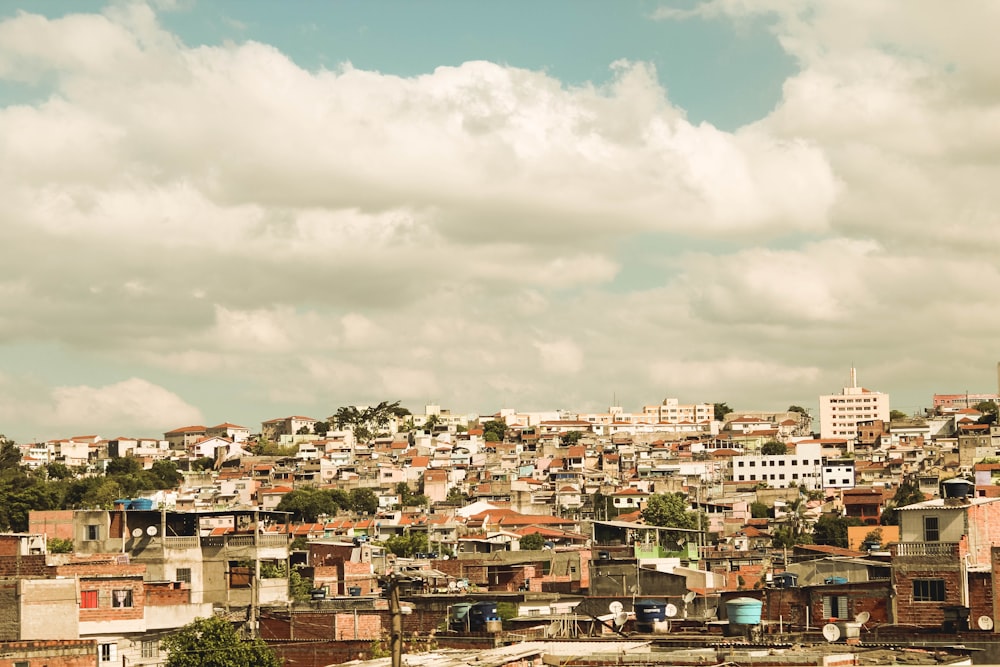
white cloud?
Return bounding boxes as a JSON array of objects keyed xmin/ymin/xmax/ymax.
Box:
[{"xmin": 534, "ymin": 339, "xmax": 584, "ymax": 375}]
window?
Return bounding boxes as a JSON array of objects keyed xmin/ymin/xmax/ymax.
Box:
[
  {"xmin": 80, "ymin": 590, "xmax": 98, "ymax": 609},
  {"xmin": 923, "ymin": 516, "xmax": 940, "ymax": 542},
  {"xmin": 99, "ymin": 643, "xmax": 117, "ymax": 663},
  {"xmin": 86, "ymin": 525, "xmax": 100, "ymax": 541},
  {"xmin": 141, "ymin": 640, "xmax": 159, "ymax": 658},
  {"xmin": 822, "ymin": 595, "xmax": 849, "ymax": 619},
  {"xmin": 176, "ymin": 568, "xmax": 192, "ymax": 583},
  {"xmin": 112, "ymin": 589, "xmax": 133, "ymax": 608},
  {"xmin": 913, "ymin": 579, "xmax": 945, "ymax": 602}
]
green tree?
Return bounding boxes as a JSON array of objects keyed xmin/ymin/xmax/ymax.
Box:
[
  {"xmin": 313, "ymin": 421, "xmax": 330, "ymax": 436},
  {"xmin": 881, "ymin": 479, "xmax": 926, "ymax": 525},
  {"xmin": 481, "ymin": 419, "xmax": 507, "ymax": 443},
  {"xmin": 975, "ymin": 401, "xmax": 999, "ymax": 424},
  {"xmin": 289, "ymin": 568, "xmax": 313, "ymax": 602},
  {"xmin": 332, "ymin": 401, "xmax": 403, "ymax": 445},
  {"xmin": 48, "ymin": 537, "xmax": 74, "ymax": 553},
  {"xmin": 772, "ymin": 525, "xmax": 813, "ymax": 549},
  {"xmin": 276, "ymin": 488, "xmax": 337, "ymax": 523},
  {"xmin": 788, "ymin": 406, "xmax": 809, "ymax": 415},
  {"xmin": 560, "ymin": 431, "xmax": 584, "ymax": 446},
  {"xmin": 45, "ymin": 462, "xmax": 73, "ymax": 480},
  {"xmin": 812, "ymin": 515, "xmax": 862, "ymax": 547},
  {"xmin": 641, "ymin": 493, "xmax": 703, "ymax": 545},
  {"xmin": 105, "ymin": 456, "xmax": 142, "ymax": 475},
  {"xmin": 760, "ymin": 441, "xmax": 787, "ymax": 456},
  {"xmin": 889, "ymin": 409, "xmax": 908, "ymax": 421},
  {"xmin": 150, "ymin": 460, "xmax": 183, "ymax": 489},
  {"xmin": 519, "ymin": 532, "xmax": 546, "ymax": 550},
  {"xmin": 713, "ymin": 403, "xmax": 733, "ymax": 422},
  {"xmin": 383, "ymin": 531, "xmax": 428, "ymax": 557},
  {"xmin": 445, "ymin": 486, "xmax": 468, "ymax": 504},
  {"xmin": 349, "ymin": 488, "xmax": 378, "ymax": 515},
  {"xmin": 750, "ymin": 501, "xmax": 770, "ymax": 519},
  {"xmin": 162, "ymin": 614, "xmax": 279, "ymax": 667}
]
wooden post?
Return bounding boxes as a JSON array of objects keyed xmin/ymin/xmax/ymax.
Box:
[{"xmin": 388, "ymin": 574, "xmax": 402, "ymax": 667}]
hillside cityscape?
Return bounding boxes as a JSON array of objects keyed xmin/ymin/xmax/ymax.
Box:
[{"xmin": 1, "ymin": 367, "xmax": 1000, "ymax": 665}]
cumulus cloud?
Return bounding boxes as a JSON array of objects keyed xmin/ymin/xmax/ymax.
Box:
[{"xmin": 0, "ymin": 3, "xmax": 998, "ymax": 440}]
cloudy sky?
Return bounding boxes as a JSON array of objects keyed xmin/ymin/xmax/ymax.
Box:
[{"xmin": 2, "ymin": 1, "xmax": 999, "ymax": 442}]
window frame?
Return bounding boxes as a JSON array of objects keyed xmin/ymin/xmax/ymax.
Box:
[
  {"xmin": 913, "ymin": 578, "xmax": 945, "ymax": 602},
  {"xmin": 80, "ymin": 589, "xmax": 99, "ymax": 609},
  {"xmin": 111, "ymin": 588, "xmax": 134, "ymax": 608}
]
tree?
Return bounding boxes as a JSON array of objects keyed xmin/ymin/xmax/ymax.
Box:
[
  {"xmin": 560, "ymin": 431, "xmax": 584, "ymax": 446},
  {"xmin": 48, "ymin": 537, "xmax": 74, "ymax": 553},
  {"xmin": 713, "ymin": 403, "xmax": 733, "ymax": 422},
  {"xmin": 750, "ymin": 501, "xmax": 770, "ymax": 519},
  {"xmin": 332, "ymin": 401, "xmax": 403, "ymax": 445},
  {"xmin": 641, "ymin": 493, "xmax": 703, "ymax": 545},
  {"xmin": 276, "ymin": 488, "xmax": 337, "ymax": 523},
  {"xmin": 889, "ymin": 409, "xmax": 908, "ymax": 421},
  {"xmin": 788, "ymin": 405, "xmax": 809, "ymax": 415},
  {"xmin": 383, "ymin": 532, "xmax": 428, "ymax": 557},
  {"xmin": 881, "ymin": 479, "xmax": 926, "ymax": 525},
  {"xmin": 313, "ymin": 421, "xmax": 330, "ymax": 436},
  {"xmin": 812, "ymin": 515, "xmax": 862, "ymax": 548},
  {"xmin": 348, "ymin": 488, "xmax": 378, "ymax": 515},
  {"xmin": 975, "ymin": 401, "xmax": 999, "ymax": 424},
  {"xmin": 519, "ymin": 532, "xmax": 546, "ymax": 550},
  {"xmin": 760, "ymin": 441, "xmax": 787, "ymax": 456},
  {"xmin": 162, "ymin": 614, "xmax": 279, "ymax": 667},
  {"xmin": 45, "ymin": 462, "xmax": 73, "ymax": 480},
  {"xmin": 481, "ymin": 419, "xmax": 507, "ymax": 443},
  {"xmin": 105, "ymin": 456, "xmax": 141, "ymax": 476},
  {"xmin": 445, "ymin": 486, "xmax": 468, "ymax": 504},
  {"xmin": 150, "ymin": 460, "xmax": 183, "ymax": 489}
]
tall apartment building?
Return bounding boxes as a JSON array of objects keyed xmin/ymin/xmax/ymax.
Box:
[
  {"xmin": 819, "ymin": 369, "xmax": 890, "ymax": 441},
  {"xmin": 641, "ymin": 398, "xmax": 714, "ymax": 425}
]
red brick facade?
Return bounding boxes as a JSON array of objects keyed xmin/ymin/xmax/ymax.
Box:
[{"xmin": 0, "ymin": 640, "xmax": 97, "ymax": 667}]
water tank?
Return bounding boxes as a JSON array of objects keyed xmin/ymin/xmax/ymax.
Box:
[
  {"xmin": 634, "ymin": 600, "xmax": 667, "ymax": 632},
  {"xmin": 130, "ymin": 498, "xmax": 154, "ymax": 510},
  {"xmin": 824, "ymin": 576, "xmax": 848, "ymax": 585},
  {"xmin": 726, "ymin": 597, "xmax": 763, "ymax": 626},
  {"xmin": 942, "ymin": 478, "xmax": 974, "ymax": 499}
]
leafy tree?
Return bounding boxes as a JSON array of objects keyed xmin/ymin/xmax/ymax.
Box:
[
  {"xmin": 45, "ymin": 462, "xmax": 73, "ymax": 480},
  {"xmin": 383, "ymin": 531, "xmax": 428, "ymax": 557},
  {"xmin": 48, "ymin": 537, "xmax": 74, "ymax": 553},
  {"xmin": 332, "ymin": 401, "xmax": 403, "ymax": 445},
  {"xmin": 788, "ymin": 406, "xmax": 809, "ymax": 415},
  {"xmin": 313, "ymin": 421, "xmax": 330, "ymax": 436},
  {"xmin": 889, "ymin": 409, "xmax": 908, "ymax": 421},
  {"xmin": 560, "ymin": 431, "xmax": 584, "ymax": 446},
  {"xmin": 445, "ymin": 486, "xmax": 468, "ymax": 504},
  {"xmin": 0, "ymin": 437, "xmax": 21, "ymax": 469},
  {"xmin": 772, "ymin": 525, "xmax": 813, "ymax": 549},
  {"xmin": 348, "ymin": 488, "xmax": 378, "ymax": 515},
  {"xmin": 481, "ymin": 419, "xmax": 507, "ymax": 443},
  {"xmin": 641, "ymin": 493, "xmax": 703, "ymax": 545},
  {"xmin": 276, "ymin": 488, "xmax": 337, "ymax": 523},
  {"xmin": 881, "ymin": 479, "xmax": 926, "ymax": 525},
  {"xmin": 290, "ymin": 537, "xmax": 309, "ymax": 551},
  {"xmin": 395, "ymin": 482, "xmax": 428, "ymax": 508},
  {"xmin": 289, "ymin": 568, "xmax": 313, "ymax": 602},
  {"xmin": 863, "ymin": 528, "xmax": 884, "ymax": 549},
  {"xmin": 150, "ymin": 460, "xmax": 183, "ymax": 488},
  {"xmin": 191, "ymin": 457, "xmax": 215, "ymax": 472},
  {"xmin": 106, "ymin": 456, "xmax": 142, "ymax": 476},
  {"xmin": 162, "ymin": 614, "xmax": 279, "ymax": 667},
  {"xmin": 750, "ymin": 501, "xmax": 770, "ymax": 519},
  {"xmin": 975, "ymin": 401, "xmax": 999, "ymax": 424},
  {"xmin": 812, "ymin": 515, "xmax": 862, "ymax": 547},
  {"xmin": 760, "ymin": 441, "xmax": 787, "ymax": 456},
  {"xmin": 713, "ymin": 403, "xmax": 733, "ymax": 422},
  {"xmin": 519, "ymin": 532, "xmax": 546, "ymax": 550}
]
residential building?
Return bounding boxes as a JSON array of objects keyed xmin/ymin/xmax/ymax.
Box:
[{"xmin": 819, "ymin": 368, "xmax": 890, "ymax": 441}]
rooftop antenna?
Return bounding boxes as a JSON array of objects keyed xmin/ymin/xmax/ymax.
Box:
[{"xmin": 850, "ymin": 367, "xmax": 857, "ymax": 388}]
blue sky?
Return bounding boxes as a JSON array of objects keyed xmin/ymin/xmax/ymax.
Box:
[{"xmin": 1, "ymin": 1, "xmax": 999, "ymax": 440}]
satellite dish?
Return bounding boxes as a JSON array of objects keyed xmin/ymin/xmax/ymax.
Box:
[
  {"xmin": 665, "ymin": 603, "xmax": 678, "ymax": 618},
  {"xmin": 146, "ymin": 526, "xmax": 158, "ymax": 536},
  {"xmin": 979, "ymin": 616, "xmax": 994, "ymax": 631},
  {"xmin": 609, "ymin": 601, "xmax": 624, "ymax": 615},
  {"xmin": 823, "ymin": 623, "xmax": 841, "ymax": 642},
  {"xmin": 131, "ymin": 528, "xmax": 143, "ymax": 538},
  {"xmin": 614, "ymin": 612, "xmax": 629, "ymax": 627},
  {"xmin": 856, "ymin": 611, "xmax": 870, "ymax": 625},
  {"xmin": 683, "ymin": 591, "xmax": 697, "ymax": 603}
]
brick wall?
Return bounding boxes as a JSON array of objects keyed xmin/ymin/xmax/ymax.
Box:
[
  {"xmin": 144, "ymin": 582, "xmax": 189, "ymax": 607},
  {"xmin": 260, "ymin": 610, "xmax": 383, "ymax": 641},
  {"xmin": 73, "ymin": 577, "xmax": 145, "ymax": 623},
  {"xmin": 893, "ymin": 558, "xmax": 964, "ymax": 627},
  {"xmin": 0, "ymin": 557, "xmax": 48, "ymax": 578},
  {"xmin": 0, "ymin": 582, "xmax": 19, "ymax": 641},
  {"xmin": 28, "ymin": 511, "xmax": 76, "ymax": 541},
  {"xmin": 0, "ymin": 537, "xmax": 21, "ymax": 557},
  {"xmin": 0, "ymin": 639, "xmax": 97, "ymax": 667}
]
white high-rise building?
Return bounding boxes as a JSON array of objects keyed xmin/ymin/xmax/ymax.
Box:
[{"xmin": 819, "ymin": 368, "xmax": 890, "ymax": 441}]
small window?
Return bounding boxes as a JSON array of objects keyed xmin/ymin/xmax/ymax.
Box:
[
  {"xmin": 112, "ymin": 589, "xmax": 133, "ymax": 608},
  {"xmin": 100, "ymin": 643, "xmax": 117, "ymax": 663},
  {"xmin": 86, "ymin": 525, "xmax": 100, "ymax": 541},
  {"xmin": 176, "ymin": 568, "xmax": 192, "ymax": 583},
  {"xmin": 80, "ymin": 590, "xmax": 98, "ymax": 609},
  {"xmin": 913, "ymin": 579, "xmax": 945, "ymax": 602},
  {"xmin": 14, "ymin": 661, "xmax": 28, "ymax": 667},
  {"xmin": 924, "ymin": 516, "xmax": 940, "ymax": 542},
  {"xmin": 141, "ymin": 640, "xmax": 159, "ymax": 658}
]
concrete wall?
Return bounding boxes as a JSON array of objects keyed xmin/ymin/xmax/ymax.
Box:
[{"xmin": 17, "ymin": 578, "xmax": 79, "ymax": 640}]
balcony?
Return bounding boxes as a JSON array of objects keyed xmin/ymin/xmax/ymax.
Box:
[{"xmin": 891, "ymin": 542, "xmax": 960, "ymax": 557}]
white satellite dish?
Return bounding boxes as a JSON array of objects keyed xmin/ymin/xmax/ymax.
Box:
[
  {"xmin": 146, "ymin": 525, "xmax": 158, "ymax": 536},
  {"xmin": 665, "ymin": 603, "xmax": 678, "ymax": 618},
  {"xmin": 683, "ymin": 591, "xmax": 697, "ymax": 603},
  {"xmin": 822, "ymin": 623, "xmax": 841, "ymax": 642},
  {"xmin": 131, "ymin": 528, "xmax": 143, "ymax": 538},
  {"xmin": 614, "ymin": 612, "xmax": 629, "ymax": 627},
  {"xmin": 979, "ymin": 616, "xmax": 994, "ymax": 631},
  {"xmin": 609, "ymin": 601, "xmax": 624, "ymax": 615},
  {"xmin": 856, "ymin": 611, "xmax": 870, "ymax": 625}
]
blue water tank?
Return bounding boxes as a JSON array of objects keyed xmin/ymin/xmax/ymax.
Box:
[
  {"xmin": 824, "ymin": 576, "xmax": 848, "ymax": 585},
  {"xmin": 131, "ymin": 498, "xmax": 154, "ymax": 510},
  {"xmin": 726, "ymin": 597, "xmax": 763, "ymax": 625},
  {"xmin": 634, "ymin": 600, "xmax": 667, "ymax": 632}
]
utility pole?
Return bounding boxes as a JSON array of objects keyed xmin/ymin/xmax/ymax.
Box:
[{"xmin": 387, "ymin": 574, "xmax": 403, "ymax": 667}]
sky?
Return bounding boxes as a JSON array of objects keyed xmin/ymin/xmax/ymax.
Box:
[{"xmin": 1, "ymin": 1, "xmax": 999, "ymax": 442}]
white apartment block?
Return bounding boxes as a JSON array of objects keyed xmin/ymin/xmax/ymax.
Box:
[
  {"xmin": 822, "ymin": 460, "xmax": 856, "ymax": 489},
  {"xmin": 819, "ymin": 369, "xmax": 890, "ymax": 441},
  {"xmin": 732, "ymin": 442, "xmax": 825, "ymax": 490},
  {"xmin": 641, "ymin": 398, "xmax": 714, "ymax": 425}
]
